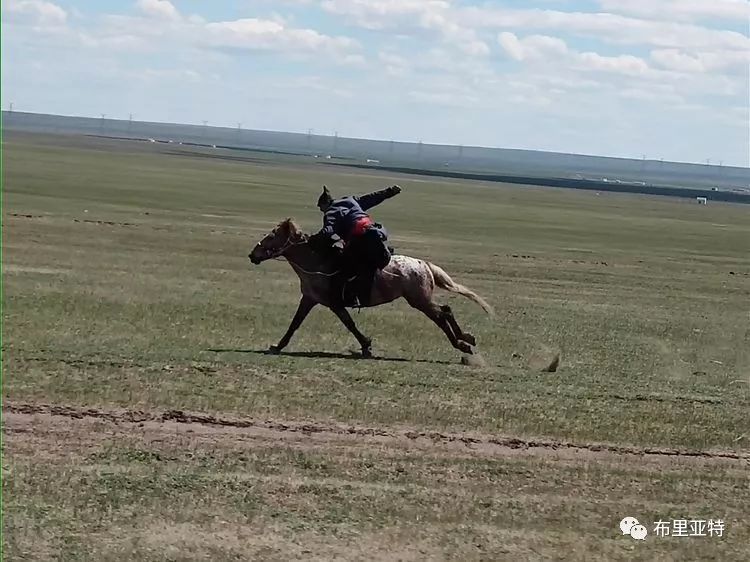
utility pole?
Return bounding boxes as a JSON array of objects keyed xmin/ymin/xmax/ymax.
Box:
[
  {"xmin": 9, "ymin": 102, "xmax": 14, "ymax": 112},
  {"xmin": 128, "ymin": 113, "xmax": 133, "ymax": 134}
]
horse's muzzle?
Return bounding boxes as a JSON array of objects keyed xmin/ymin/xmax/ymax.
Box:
[{"xmin": 249, "ymin": 254, "xmax": 261, "ymax": 265}]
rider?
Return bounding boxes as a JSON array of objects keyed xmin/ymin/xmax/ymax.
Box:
[{"xmin": 309, "ymin": 184, "xmax": 402, "ymax": 307}]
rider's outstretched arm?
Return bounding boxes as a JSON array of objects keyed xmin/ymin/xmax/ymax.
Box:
[{"xmin": 354, "ymin": 185, "xmax": 402, "ymax": 211}]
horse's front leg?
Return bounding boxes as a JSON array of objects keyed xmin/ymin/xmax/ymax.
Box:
[
  {"xmin": 268, "ymin": 296, "xmax": 316, "ymax": 354},
  {"xmin": 330, "ymin": 306, "xmax": 373, "ymax": 358}
]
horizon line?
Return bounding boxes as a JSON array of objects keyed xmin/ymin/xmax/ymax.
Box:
[{"xmin": 3, "ymin": 109, "xmax": 748, "ymax": 170}]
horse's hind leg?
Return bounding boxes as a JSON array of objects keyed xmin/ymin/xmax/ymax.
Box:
[
  {"xmin": 410, "ymin": 300, "xmax": 473, "ymax": 355},
  {"xmin": 440, "ymin": 304, "xmax": 476, "ymax": 346}
]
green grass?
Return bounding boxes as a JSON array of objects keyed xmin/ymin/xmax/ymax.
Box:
[
  {"xmin": 4, "ymin": 416, "xmax": 749, "ymax": 561},
  {"xmin": 3, "ymin": 132, "xmax": 749, "ymax": 560}
]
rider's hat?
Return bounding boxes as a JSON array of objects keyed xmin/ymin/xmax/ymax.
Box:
[{"xmin": 317, "ymin": 185, "xmax": 333, "ymax": 207}]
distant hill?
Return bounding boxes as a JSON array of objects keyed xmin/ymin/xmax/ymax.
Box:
[{"xmin": 4, "ymin": 111, "xmax": 749, "ymax": 199}]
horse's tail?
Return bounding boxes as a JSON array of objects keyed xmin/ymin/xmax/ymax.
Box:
[{"xmin": 427, "ymin": 262, "xmax": 494, "ymax": 316}]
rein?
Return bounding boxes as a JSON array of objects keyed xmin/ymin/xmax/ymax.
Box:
[{"xmin": 271, "ymin": 234, "xmax": 340, "ymax": 277}]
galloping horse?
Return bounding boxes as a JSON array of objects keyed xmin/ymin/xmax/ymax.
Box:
[{"xmin": 249, "ymin": 218, "xmax": 493, "ymax": 358}]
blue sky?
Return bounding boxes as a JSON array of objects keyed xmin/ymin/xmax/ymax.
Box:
[{"xmin": 3, "ymin": 0, "xmax": 749, "ymax": 165}]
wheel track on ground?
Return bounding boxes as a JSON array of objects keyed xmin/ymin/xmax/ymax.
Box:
[{"xmin": 5, "ymin": 401, "xmax": 748, "ymax": 462}]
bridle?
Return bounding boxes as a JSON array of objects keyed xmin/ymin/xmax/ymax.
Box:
[
  {"xmin": 253, "ymin": 232, "xmax": 339, "ymax": 276},
  {"xmin": 253, "ymin": 231, "xmax": 303, "ymax": 261}
]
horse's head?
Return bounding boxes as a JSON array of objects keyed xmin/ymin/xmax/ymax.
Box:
[{"xmin": 248, "ymin": 218, "xmax": 305, "ymax": 264}]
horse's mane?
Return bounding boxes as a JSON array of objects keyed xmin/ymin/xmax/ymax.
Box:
[
  {"xmin": 277, "ymin": 218, "xmax": 309, "ymax": 241},
  {"xmin": 276, "ymin": 217, "xmax": 343, "ymax": 266}
]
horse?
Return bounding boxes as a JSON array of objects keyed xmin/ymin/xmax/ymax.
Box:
[{"xmin": 248, "ymin": 218, "xmax": 493, "ymax": 358}]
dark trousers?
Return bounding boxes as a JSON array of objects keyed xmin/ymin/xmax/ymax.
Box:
[{"xmin": 334, "ymin": 228, "xmax": 391, "ymax": 306}]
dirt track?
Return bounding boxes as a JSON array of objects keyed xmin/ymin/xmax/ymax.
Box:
[{"xmin": 5, "ymin": 402, "xmax": 748, "ymax": 465}]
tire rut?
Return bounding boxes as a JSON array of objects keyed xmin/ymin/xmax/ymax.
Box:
[{"xmin": 5, "ymin": 401, "xmax": 748, "ymax": 462}]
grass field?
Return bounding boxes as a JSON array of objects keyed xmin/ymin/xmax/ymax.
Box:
[{"xmin": 3, "ymin": 131, "xmax": 749, "ymax": 560}]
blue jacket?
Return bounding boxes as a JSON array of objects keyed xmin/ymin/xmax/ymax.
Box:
[{"xmin": 317, "ymin": 187, "xmax": 398, "ymax": 241}]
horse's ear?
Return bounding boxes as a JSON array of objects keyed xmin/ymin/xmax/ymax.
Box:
[
  {"xmin": 283, "ymin": 217, "xmax": 297, "ymax": 235},
  {"xmin": 322, "ymin": 185, "xmax": 329, "ymax": 194}
]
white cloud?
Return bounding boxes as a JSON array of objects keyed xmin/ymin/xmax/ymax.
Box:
[
  {"xmin": 4, "ymin": 0, "xmax": 67, "ymax": 25},
  {"xmin": 650, "ymin": 49, "xmax": 706, "ymax": 73},
  {"xmin": 322, "ymin": 0, "xmax": 489, "ymax": 56},
  {"xmin": 498, "ymin": 32, "xmax": 651, "ymax": 78},
  {"xmin": 408, "ymin": 89, "xmax": 479, "ymax": 108},
  {"xmin": 136, "ymin": 0, "xmax": 180, "ymax": 21},
  {"xmin": 142, "ymin": 68, "xmax": 202, "ymax": 83},
  {"xmin": 498, "ymin": 32, "xmax": 524, "ymax": 61},
  {"xmin": 203, "ymin": 18, "xmax": 359, "ymax": 56},
  {"xmin": 651, "ymin": 48, "xmax": 750, "ymax": 73},
  {"xmin": 597, "ymin": 0, "xmax": 750, "ymax": 23},
  {"xmin": 498, "ymin": 32, "xmax": 568, "ymax": 61},
  {"xmin": 576, "ymin": 52, "xmax": 650, "ymax": 76},
  {"xmin": 321, "ymin": 0, "xmax": 451, "ymax": 29},
  {"xmin": 379, "ymin": 51, "xmax": 411, "ymax": 76},
  {"xmin": 97, "ymin": 33, "xmax": 149, "ymax": 52},
  {"xmin": 60, "ymin": 11, "xmax": 361, "ymax": 62},
  {"xmin": 460, "ymin": 7, "xmax": 750, "ymax": 52},
  {"xmin": 619, "ymin": 87, "xmax": 684, "ymax": 105},
  {"xmin": 322, "ymin": 2, "xmax": 749, "ymax": 75}
]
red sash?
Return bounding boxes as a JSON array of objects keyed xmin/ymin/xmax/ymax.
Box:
[{"xmin": 350, "ymin": 215, "xmax": 373, "ymax": 238}]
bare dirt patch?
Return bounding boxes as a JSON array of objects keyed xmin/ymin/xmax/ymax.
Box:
[
  {"xmin": 4, "ymin": 265, "xmax": 69, "ymax": 275},
  {"xmin": 73, "ymin": 219, "xmax": 137, "ymax": 227},
  {"xmin": 6, "ymin": 402, "xmax": 747, "ymax": 464}
]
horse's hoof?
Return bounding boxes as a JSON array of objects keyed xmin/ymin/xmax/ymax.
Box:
[
  {"xmin": 458, "ymin": 342, "xmax": 474, "ymax": 354},
  {"xmin": 267, "ymin": 345, "xmax": 281, "ymax": 355},
  {"xmin": 361, "ymin": 347, "xmax": 373, "ymax": 359},
  {"xmin": 462, "ymin": 333, "xmax": 477, "ymax": 346}
]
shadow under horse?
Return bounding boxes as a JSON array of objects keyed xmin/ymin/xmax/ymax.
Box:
[{"xmin": 248, "ymin": 219, "xmax": 493, "ymax": 358}]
